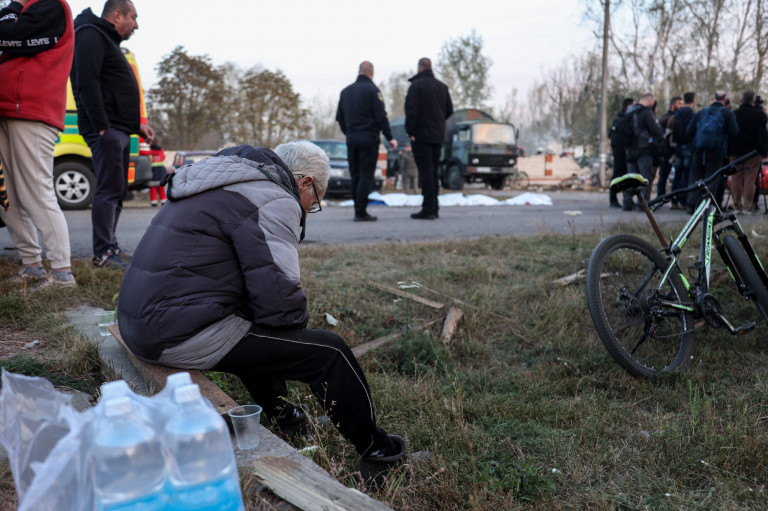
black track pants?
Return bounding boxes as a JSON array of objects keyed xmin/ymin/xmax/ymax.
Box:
[{"xmin": 212, "ymin": 324, "xmax": 389, "ymax": 455}]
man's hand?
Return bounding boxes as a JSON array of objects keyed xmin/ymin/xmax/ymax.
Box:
[
  {"xmin": 410, "ymin": 136, "xmax": 415, "ymax": 143},
  {"xmin": 389, "ymin": 139, "xmax": 398, "ymax": 151},
  {"xmin": 139, "ymin": 124, "xmax": 155, "ymax": 142}
]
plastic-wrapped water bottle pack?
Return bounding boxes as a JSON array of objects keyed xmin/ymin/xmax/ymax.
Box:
[{"xmin": 0, "ymin": 369, "xmax": 245, "ymax": 511}]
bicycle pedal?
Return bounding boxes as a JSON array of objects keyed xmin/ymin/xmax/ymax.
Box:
[{"xmin": 732, "ymin": 322, "xmax": 756, "ymax": 335}]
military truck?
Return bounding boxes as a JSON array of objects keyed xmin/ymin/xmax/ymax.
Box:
[{"xmin": 387, "ymin": 109, "xmax": 520, "ymax": 190}]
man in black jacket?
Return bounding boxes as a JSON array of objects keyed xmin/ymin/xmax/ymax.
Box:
[
  {"xmin": 336, "ymin": 61, "xmax": 398, "ymax": 222},
  {"xmin": 669, "ymin": 92, "xmax": 696, "ymax": 209},
  {"xmin": 728, "ymin": 90, "xmax": 768, "ymax": 214},
  {"xmin": 623, "ymin": 93, "xmax": 663, "ymax": 210},
  {"xmin": 686, "ymin": 90, "xmax": 739, "ymax": 212},
  {"xmin": 656, "ymin": 96, "xmax": 682, "ymax": 197},
  {"xmin": 404, "ymin": 57, "xmax": 453, "ymax": 220},
  {"xmin": 70, "ymin": 0, "xmax": 154, "ymax": 268},
  {"xmin": 608, "ymin": 97, "xmax": 634, "ymax": 208}
]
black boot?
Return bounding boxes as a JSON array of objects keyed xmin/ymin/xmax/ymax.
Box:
[
  {"xmin": 357, "ymin": 434, "xmax": 407, "ymax": 486},
  {"xmin": 272, "ymin": 403, "xmax": 310, "ymax": 439}
]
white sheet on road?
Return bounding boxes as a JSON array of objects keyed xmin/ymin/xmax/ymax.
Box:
[{"xmin": 337, "ymin": 191, "xmax": 553, "ymax": 207}]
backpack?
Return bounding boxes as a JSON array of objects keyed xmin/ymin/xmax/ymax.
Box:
[
  {"xmin": 694, "ymin": 107, "xmax": 725, "ymax": 150},
  {"xmin": 673, "ymin": 107, "xmax": 694, "ymax": 145},
  {"xmin": 611, "ymin": 110, "xmax": 638, "ymax": 148}
]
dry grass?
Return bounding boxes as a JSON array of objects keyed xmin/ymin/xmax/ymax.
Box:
[{"xmin": 1, "ymin": 221, "xmax": 768, "ymax": 509}]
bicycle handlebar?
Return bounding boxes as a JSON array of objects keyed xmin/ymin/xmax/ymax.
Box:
[{"xmin": 648, "ymin": 149, "xmax": 759, "ymax": 209}]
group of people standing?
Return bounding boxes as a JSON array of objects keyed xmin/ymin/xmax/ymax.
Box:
[
  {"xmin": 336, "ymin": 58, "xmax": 453, "ymax": 221},
  {"xmin": 0, "ymin": 0, "xmax": 153, "ymax": 291},
  {"xmin": 609, "ymin": 89, "xmax": 768, "ymax": 215}
]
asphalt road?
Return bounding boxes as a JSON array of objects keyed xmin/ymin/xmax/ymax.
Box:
[{"xmin": 2, "ymin": 189, "xmax": 767, "ymax": 259}]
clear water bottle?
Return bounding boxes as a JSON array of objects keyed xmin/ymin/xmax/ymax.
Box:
[
  {"xmin": 90, "ymin": 397, "xmax": 169, "ymax": 511},
  {"xmin": 165, "ymin": 384, "xmax": 244, "ymax": 511}
]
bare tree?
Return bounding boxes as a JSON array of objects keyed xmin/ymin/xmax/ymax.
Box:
[
  {"xmin": 436, "ymin": 30, "xmax": 493, "ymax": 109},
  {"xmin": 306, "ymin": 94, "xmax": 343, "ymax": 140},
  {"xmin": 377, "ymin": 71, "xmax": 411, "ymax": 121}
]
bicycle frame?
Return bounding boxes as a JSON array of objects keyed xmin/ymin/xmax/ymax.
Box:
[{"xmin": 627, "ymin": 153, "xmax": 768, "ymax": 326}]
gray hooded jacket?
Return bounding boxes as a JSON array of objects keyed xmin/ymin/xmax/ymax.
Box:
[{"xmin": 118, "ymin": 146, "xmax": 309, "ymax": 369}]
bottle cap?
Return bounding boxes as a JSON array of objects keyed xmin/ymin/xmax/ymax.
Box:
[
  {"xmin": 100, "ymin": 380, "xmax": 130, "ymax": 401},
  {"xmin": 166, "ymin": 372, "xmax": 192, "ymax": 389},
  {"xmin": 104, "ymin": 396, "xmax": 132, "ymax": 417},
  {"xmin": 174, "ymin": 384, "xmax": 202, "ymax": 404}
]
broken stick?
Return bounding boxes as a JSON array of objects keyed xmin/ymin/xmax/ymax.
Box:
[
  {"xmin": 439, "ymin": 306, "xmax": 464, "ymax": 345},
  {"xmin": 367, "ymin": 281, "xmax": 445, "ymax": 309},
  {"xmin": 552, "ymin": 269, "xmax": 586, "ymax": 286},
  {"xmin": 351, "ymin": 316, "xmax": 445, "ymax": 357}
]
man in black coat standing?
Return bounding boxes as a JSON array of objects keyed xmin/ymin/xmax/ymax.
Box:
[
  {"xmin": 404, "ymin": 57, "xmax": 453, "ymax": 220},
  {"xmin": 336, "ymin": 61, "xmax": 397, "ymax": 222},
  {"xmin": 70, "ymin": 0, "xmax": 154, "ymax": 268},
  {"xmin": 623, "ymin": 93, "xmax": 663, "ymax": 210}
]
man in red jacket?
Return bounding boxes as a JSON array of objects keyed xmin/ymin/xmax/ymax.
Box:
[{"xmin": 0, "ymin": 0, "xmax": 76, "ymax": 289}]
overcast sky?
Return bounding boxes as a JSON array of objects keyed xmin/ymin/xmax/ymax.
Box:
[{"xmin": 64, "ymin": 0, "xmax": 596, "ymax": 110}]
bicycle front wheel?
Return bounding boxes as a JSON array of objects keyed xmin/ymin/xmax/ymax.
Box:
[
  {"xmin": 723, "ymin": 234, "xmax": 768, "ymax": 323},
  {"xmin": 586, "ymin": 234, "xmax": 695, "ymax": 380}
]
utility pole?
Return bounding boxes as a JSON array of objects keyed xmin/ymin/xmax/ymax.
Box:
[{"xmin": 598, "ymin": 0, "xmax": 610, "ymax": 188}]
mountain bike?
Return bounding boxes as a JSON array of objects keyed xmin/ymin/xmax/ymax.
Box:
[{"xmin": 586, "ymin": 150, "xmax": 768, "ymax": 380}]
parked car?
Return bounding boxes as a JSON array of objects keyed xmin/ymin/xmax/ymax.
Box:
[
  {"xmin": 172, "ymin": 150, "xmax": 218, "ymax": 169},
  {"xmin": 309, "ymin": 140, "xmax": 383, "ymax": 196}
]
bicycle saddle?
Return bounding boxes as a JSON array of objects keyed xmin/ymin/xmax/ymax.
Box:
[{"xmin": 610, "ymin": 173, "xmax": 648, "ymax": 192}]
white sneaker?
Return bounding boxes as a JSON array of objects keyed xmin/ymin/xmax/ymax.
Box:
[
  {"xmin": 30, "ymin": 273, "xmax": 77, "ymax": 290},
  {"xmin": 5, "ymin": 268, "xmax": 48, "ymax": 283}
]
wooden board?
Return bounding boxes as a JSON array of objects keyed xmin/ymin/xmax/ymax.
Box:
[
  {"xmin": 250, "ymin": 456, "xmax": 392, "ymax": 511},
  {"xmin": 107, "ymin": 324, "xmax": 238, "ymax": 421}
]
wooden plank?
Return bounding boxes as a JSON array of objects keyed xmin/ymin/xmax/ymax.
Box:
[
  {"xmin": 107, "ymin": 324, "xmax": 238, "ymax": 421},
  {"xmin": 351, "ymin": 317, "xmax": 445, "ymax": 357},
  {"xmin": 439, "ymin": 307, "xmax": 464, "ymax": 345},
  {"xmin": 250, "ymin": 456, "xmax": 392, "ymax": 511},
  {"xmin": 367, "ymin": 281, "xmax": 445, "ymax": 309}
]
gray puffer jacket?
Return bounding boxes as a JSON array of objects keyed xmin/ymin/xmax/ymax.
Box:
[{"xmin": 118, "ymin": 146, "xmax": 309, "ymax": 369}]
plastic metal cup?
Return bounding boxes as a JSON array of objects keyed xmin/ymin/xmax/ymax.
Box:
[
  {"xmin": 95, "ymin": 311, "xmax": 115, "ymax": 337},
  {"xmin": 228, "ymin": 404, "xmax": 262, "ymax": 450}
]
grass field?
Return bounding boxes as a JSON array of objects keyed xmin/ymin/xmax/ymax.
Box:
[{"xmin": 1, "ymin": 222, "xmax": 767, "ymax": 510}]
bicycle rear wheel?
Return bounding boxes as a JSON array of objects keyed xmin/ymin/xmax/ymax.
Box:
[
  {"xmin": 723, "ymin": 234, "xmax": 768, "ymax": 323},
  {"xmin": 586, "ymin": 234, "xmax": 695, "ymax": 380}
]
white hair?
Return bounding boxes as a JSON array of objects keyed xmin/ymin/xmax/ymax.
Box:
[{"xmin": 274, "ymin": 140, "xmax": 330, "ymax": 191}]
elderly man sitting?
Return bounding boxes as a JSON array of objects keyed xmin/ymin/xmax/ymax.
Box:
[{"xmin": 118, "ymin": 141, "xmax": 411, "ymax": 482}]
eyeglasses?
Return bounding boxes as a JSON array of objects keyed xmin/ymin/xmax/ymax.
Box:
[
  {"xmin": 308, "ymin": 180, "xmax": 322, "ymax": 214},
  {"xmin": 295, "ymin": 174, "xmax": 322, "ymax": 214}
]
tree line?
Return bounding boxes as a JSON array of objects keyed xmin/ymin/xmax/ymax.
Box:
[
  {"xmin": 508, "ymin": 0, "xmax": 768, "ymax": 153},
  {"xmin": 147, "ymin": 33, "xmax": 495, "ymax": 150}
]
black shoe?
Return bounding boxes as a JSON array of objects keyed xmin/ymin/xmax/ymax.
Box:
[
  {"xmin": 411, "ymin": 211, "xmax": 437, "ymax": 220},
  {"xmin": 610, "ymin": 202, "xmax": 621, "ymax": 209},
  {"xmin": 273, "ymin": 403, "xmax": 310, "ymax": 439},
  {"xmin": 357, "ymin": 433, "xmax": 432, "ymax": 487},
  {"xmin": 354, "ymin": 214, "xmax": 377, "ymax": 222}
]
